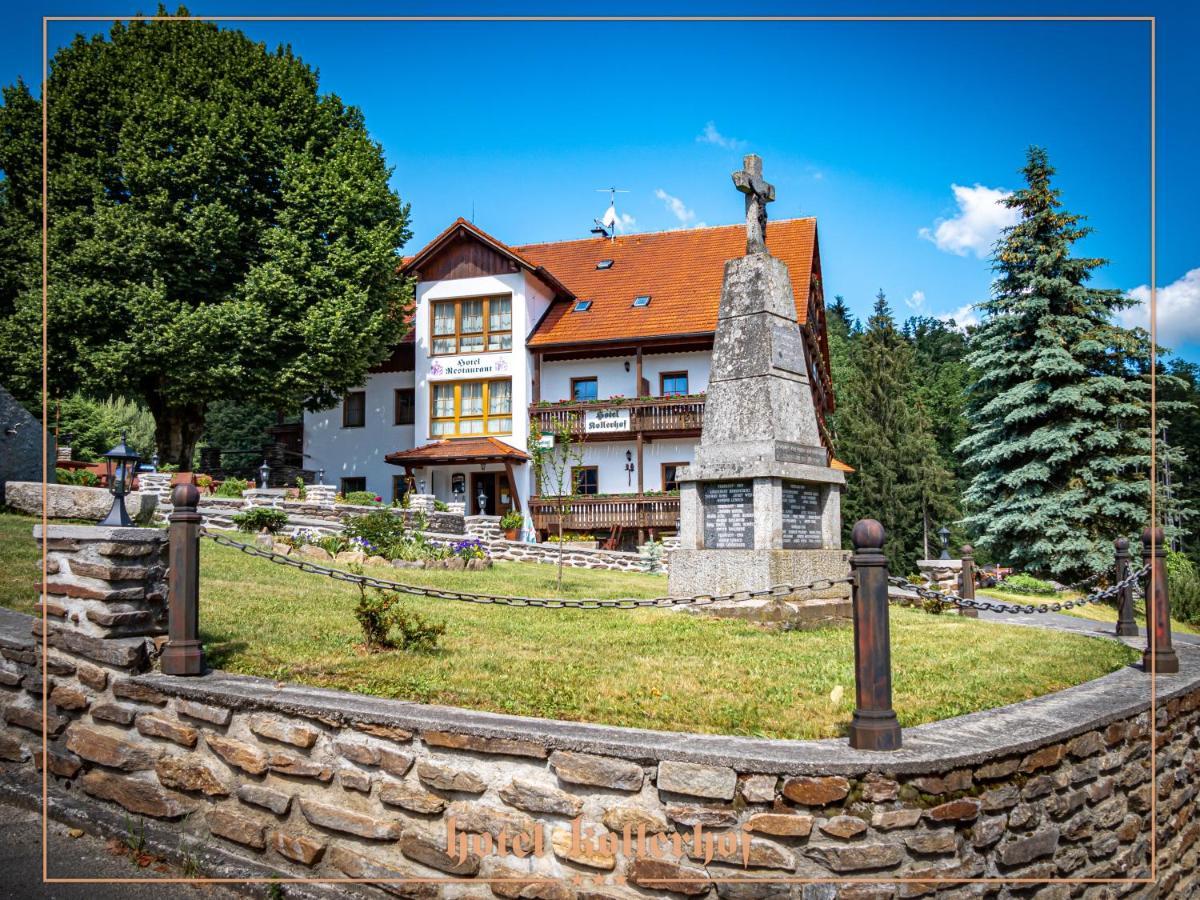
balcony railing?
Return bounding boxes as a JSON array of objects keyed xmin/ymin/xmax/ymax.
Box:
[
  {"xmin": 529, "ymin": 494, "xmax": 680, "ymax": 531},
  {"xmin": 529, "ymin": 396, "xmax": 705, "ymax": 439}
]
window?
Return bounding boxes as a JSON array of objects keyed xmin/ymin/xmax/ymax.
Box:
[
  {"xmin": 571, "ymin": 377, "xmax": 598, "ymax": 402},
  {"xmin": 342, "ymin": 391, "xmax": 366, "ymax": 428},
  {"xmin": 431, "ymin": 296, "xmax": 512, "ymax": 355},
  {"xmin": 660, "ymin": 371, "xmax": 689, "ymax": 397},
  {"xmin": 572, "ymin": 466, "xmax": 599, "ymax": 496},
  {"xmin": 596, "ymin": 260, "xmax": 614, "ymax": 270},
  {"xmin": 573, "ymin": 300, "xmax": 592, "ymax": 312},
  {"xmin": 394, "ymin": 388, "xmax": 414, "ymax": 426},
  {"xmin": 430, "ymin": 379, "xmax": 512, "ymax": 437},
  {"xmin": 632, "ymin": 295, "xmax": 651, "ymax": 308},
  {"xmin": 662, "ymin": 462, "xmax": 687, "ymax": 492},
  {"xmin": 340, "ymin": 477, "xmax": 366, "ymax": 495}
]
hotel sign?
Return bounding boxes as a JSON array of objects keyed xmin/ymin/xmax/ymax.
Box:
[
  {"xmin": 428, "ymin": 354, "xmax": 512, "ymax": 380},
  {"xmin": 584, "ymin": 409, "xmax": 631, "ymax": 434}
]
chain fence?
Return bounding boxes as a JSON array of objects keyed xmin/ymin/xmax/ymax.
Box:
[
  {"xmin": 202, "ymin": 528, "xmax": 1146, "ymax": 617},
  {"xmin": 888, "ymin": 565, "xmax": 1149, "ymax": 616},
  {"xmin": 200, "ymin": 529, "xmax": 853, "ymax": 610}
]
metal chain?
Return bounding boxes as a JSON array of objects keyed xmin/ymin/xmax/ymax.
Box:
[
  {"xmin": 200, "ymin": 529, "xmax": 854, "ymax": 610},
  {"xmin": 887, "ymin": 564, "xmax": 1150, "ymax": 616}
]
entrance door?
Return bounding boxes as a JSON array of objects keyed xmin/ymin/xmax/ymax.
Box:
[{"xmin": 470, "ymin": 472, "xmax": 513, "ymax": 516}]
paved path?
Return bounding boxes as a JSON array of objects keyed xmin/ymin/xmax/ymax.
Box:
[
  {"xmin": 973, "ymin": 592, "xmax": 1200, "ymax": 648},
  {"xmin": 0, "ymin": 801, "xmax": 245, "ymax": 900}
]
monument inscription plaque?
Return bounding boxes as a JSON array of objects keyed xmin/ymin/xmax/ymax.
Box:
[
  {"xmin": 782, "ymin": 482, "xmax": 823, "ymax": 550},
  {"xmin": 702, "ymin": 481, "xmax": 754, "ymax": 549}
]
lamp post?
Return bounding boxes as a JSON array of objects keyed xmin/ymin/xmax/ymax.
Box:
[
  {"xmin": 151, "ymin": 451, "xmax": 160, "ymax": 471},
  {"xmin": 100, "ymin": 433, "xmax": 140, "ymax": 527},
  {"xmin": 418, "ymin": 478, "xmax": 427, "ymax": 494},
  {"xmin": 258, "ymin": 460, "xmax": 270, "ymax": 490},
  {"xmin": 476, "ymin": 487, "xmax": 488, "ymax": 516},
  {"xmin": 316, "ymin": 467, "xmax": 326, "ymax": 486},
  {"xmin": 937, "ymin": 525, "xmax": 951, "ymax": 560}
]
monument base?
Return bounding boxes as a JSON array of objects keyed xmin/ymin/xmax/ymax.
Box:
[{"xmin": 668, "ymin": 548, "xmax": 852, "ymax": 628}]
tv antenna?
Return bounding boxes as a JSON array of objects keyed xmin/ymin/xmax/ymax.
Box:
[{"xmin": 592, "ymin": 187, "xmax": 629, "ymax": 240}]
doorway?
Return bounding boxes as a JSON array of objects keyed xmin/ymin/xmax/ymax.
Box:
[{"xmin": 470, "ymin": 471, "xmax": 513, "ymax": 516}]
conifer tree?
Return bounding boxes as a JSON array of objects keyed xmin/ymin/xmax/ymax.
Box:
[
  {"xmin": 959, "ymin": 147, "xmax": 1153, "ymax": 582},
  {"xmin": 837, "ymin": 291, "xmax": 955, "ymax": 572}
]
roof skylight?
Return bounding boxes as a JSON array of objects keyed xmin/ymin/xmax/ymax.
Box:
[
  {"xmin": 574, "ymin": 300, "xmax": 593, "ymax": 312},
  {"xmin": 596, "ymin": 259, "xmax": 614, "ymax": 270},
  {"xmin": 632, "ymin": 295, "xmax": 651, "ymax": 308}
]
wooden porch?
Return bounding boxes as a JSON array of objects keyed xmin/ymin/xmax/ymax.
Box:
[
  {"xmin": 528, "ymin": 396, "xmax": 705, "ymax": 441},
  {"xmin": 529, "ymin": 493, "xmax": 680, "ymax": 532}
]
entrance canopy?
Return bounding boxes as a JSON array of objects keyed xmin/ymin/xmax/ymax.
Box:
[
  {"xmin": 384, "ymin": 438, "xmax": 530, "ymax": 513},
  {"xmin": 384, "ymin": 437, "xmax": 529, "ymax": 468}
]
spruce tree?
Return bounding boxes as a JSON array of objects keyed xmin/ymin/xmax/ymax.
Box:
[
  {"xmin": 837, "ymin": 291, "xmax": 955, "ymax": 573},
  {"xmin": 959, "ymin": 147, "xmax": 1152, "ymax": 582}
]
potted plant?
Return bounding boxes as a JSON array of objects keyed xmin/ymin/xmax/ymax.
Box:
[{"xmin": 500, "ymin": 509, "xmax": 523, "ymax": 541}]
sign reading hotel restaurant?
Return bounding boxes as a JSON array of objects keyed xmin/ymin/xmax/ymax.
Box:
[
  {"xmin": 701, "ymin": 480, "xmax": 754, "ymax": 549},
  {"xmin": 427, "ymin": 354, "xmax": 512, "ymax": 380},
  {"xmin": 782, "ymin": 482, "xmax": 823, "ymax": 549},
  {"xmin": 584, "ymin": 409, "xmax": 631, "ymax": 434}
]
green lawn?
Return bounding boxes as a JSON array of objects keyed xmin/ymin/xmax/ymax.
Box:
[
  {"xmin": 978, "ymin": 587, "xmax": 1200, "ymax": 636},
  {"xmin": 0, "ymin": 510, "xmax": 39, "ymax": 615},
  {"xmin": 0, "ymin": 511, "xmax": 1141, "ymax": 739}
]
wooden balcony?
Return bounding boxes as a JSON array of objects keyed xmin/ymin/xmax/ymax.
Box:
[
  {"xmin": 529, "ymin": 396, "xmax": 705, "ymax": 441},
  {"xmin": 529, "ymin": 494, "xmax": 680, "ymax": 532}
]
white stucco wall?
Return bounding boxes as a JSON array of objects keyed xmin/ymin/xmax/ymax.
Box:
[
  {"xmin": 541, "ymin": 351, "xmax": 711, "ymax": 402},
  {"xmin": 576, "ymin": 439, "xmax": 698, "ymax": 494},
  {"xmin": 302, "ymin": 370, "xmax": 415, "ymax": 498}
]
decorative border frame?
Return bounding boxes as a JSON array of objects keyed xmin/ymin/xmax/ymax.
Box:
[{"xmin": 37, "ymin": 10, "xmax": 1161, "ymax": 897}]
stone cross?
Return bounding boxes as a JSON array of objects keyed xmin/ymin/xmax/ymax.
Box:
[{"xmin": 732, "ymin": 154, "xmax": 775, "ymax": 255}]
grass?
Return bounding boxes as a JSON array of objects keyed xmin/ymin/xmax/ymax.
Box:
[
  {"xmin": 0, "ymin": 509, "xmax": 39, "ymax": 615},
  {"xmin": 0, "ymin": 511, "xmax": 1141, "ymax": 739},
  {"xmin": 979, "ymin": 587, "xmax": 1200, "ymax": 636}
]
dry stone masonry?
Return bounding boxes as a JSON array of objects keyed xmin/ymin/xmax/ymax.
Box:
[{"xmin": 1, "ymin": 524, "xmax": 1197, "ymax": 897}]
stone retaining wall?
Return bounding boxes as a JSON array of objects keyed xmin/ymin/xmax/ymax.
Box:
[{"xmin": 2, "ymin": 524, "xmax": 1198, "ymax": 896}]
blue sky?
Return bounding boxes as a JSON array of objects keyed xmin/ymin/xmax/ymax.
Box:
[{"xmin": 5, "ymin": 1, "xmax": 1198, "ymax": 360}]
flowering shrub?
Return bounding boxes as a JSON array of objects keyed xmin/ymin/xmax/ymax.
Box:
[
  {"xmin": 231, "ymin": 507, "xmax": 289, "ymax": 534},
  {"xmin": 344, "ymin": 509, "xmax": 409, "ymax": 556},
  {"xmin": 349, "ymin": 536, "xmax": 378, "ymax": 556},
  {"xmin": 339, "ymin": 491, "xmax": 382, "ymax": 506}
]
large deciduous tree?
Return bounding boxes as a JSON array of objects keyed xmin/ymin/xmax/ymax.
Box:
[
  {"xmin": 959, "ymin": 147, "xmax": 1153, "ymax": 582},
  {"xmin": 0, "ymin": 10, "xmax": 412, "ymax": 467}
]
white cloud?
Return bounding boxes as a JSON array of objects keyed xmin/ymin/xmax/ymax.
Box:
[
  {"xmin": 1120, "ymin": 267, "xmax": 1200, "ymax": 349},
  {"xmin": 655, "ymin": 188, "xmax": 698, "ymax": 227},
  {"xmin": 938, "ymin": 303, "xmax": 980, "ymax": 330},
  {"xmin": 613, "ymin": 212, "xmax": 636, "ymax": 234},
  {"xmin": 696, "ymin": 121, "xmax": 747, "ymax": 151},
  {"xmin": 919, "ymin": 184, "xmax": 1020, "ymax": 258},
  {"xmin": 905, "ymin": 290, "xmax": 927, "ymax": 312}
]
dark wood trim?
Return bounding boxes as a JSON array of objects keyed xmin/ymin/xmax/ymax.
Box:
[
  {"xmin": 534, "ymin": 333, "xmax": 714, "ymax": 362},
  {"xmin": 661, "ymin": 461, "xmax": 687, "ymax": 492},
  {"xmin": 393, "ymin": 387, "xmax": 415, "ymax": 426},
  {"xmin": 636, "ymin": 433, "xmax": 644, "ymax": 494},
  {"xmin": 503, "ymin": 460, "xmax": 521, "ymax": 514},
  {"xmin": 531, "ymin": 350, "xmax": 542, "ymax": 404}
]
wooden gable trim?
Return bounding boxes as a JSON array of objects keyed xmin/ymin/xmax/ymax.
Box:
[{"xmin": 411, "ymin": 228, "xmax": 522, "ymax": 282}]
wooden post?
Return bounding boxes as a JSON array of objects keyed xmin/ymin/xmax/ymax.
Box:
[
  {"xmin": 1114, "ymin": 537, "xmax": 1138, "ymax": 637},
  {"xmin": 531, "ymin": 350, "xmax": 542, "ymax": 404},
  {"xmin": 503, "ymin": 459, "xmax": 522, "ymax": 514},
  {"xmin": 848, "ymin": 519, "xmax": 902, "ymax": 751},
  {"xmin": 1141, "ymin": 527, "xmax": 1179, "ymax": 673},
  {"xmin": 635, "ymin": 346, "xmax": 645, "ymax": 397},
  {"xmin": 161, "ymin": 484, "xmax": 206, "ymax": 676},
  {"xmin": 958, "ymin": 544, "xmax": 978, "ymax": 618}
]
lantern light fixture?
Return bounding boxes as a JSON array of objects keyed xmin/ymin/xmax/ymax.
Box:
[
  {"xmin": 258, "ymin": 460, "xmax": 270, "ymax": 490},
  {"xmin": 99, "ymin": 432, "xmax": 140, "ymax": 527},
  {"xmin": 938, "ymin": 525, "xmax": 952, "ymax": 560}
]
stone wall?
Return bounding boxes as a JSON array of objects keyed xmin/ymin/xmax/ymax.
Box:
[
  {"xmin": 2, "ymin": 524, "xmax": 1198, "ymax": 897},
  {"xmin": 489, "ymin": 539, "xmax": 667, "ymax": 576}
]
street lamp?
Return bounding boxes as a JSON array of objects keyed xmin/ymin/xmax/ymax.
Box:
[
  {"xmin": 418, "ymin": 478, "xmax": 427, "ymax": 494},
  {"xmin": 476, "ymin": 486, "xmax": 488, "ymax": 515},
  {"xmin": 150, "ymin": 451, "xmax": 160, "ymax": 471},
  {"xmin": 316, "ymin": 468, "xmax": 325, "ymax": 486},
  {"xmin": 258, "ymin": 460, "xmax": 270, "ymax": 490},
  {"xmin": 938, "ymin": 525, "xmax": 951, "ymax": 560},
  {"xmin": 100, "ymin": 433, "xmax": 140, "ymax": 527}
]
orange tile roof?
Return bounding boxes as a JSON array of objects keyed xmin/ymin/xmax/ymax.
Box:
[
  {"xmin": 831, "ymin": 458, "xmax": 855, "ymax": 473},
  {"xmin": 518, "ymin": 219, "xmax": 818, "ymax": 347},
  {"xmin": 384, "ymin": 437, "xmax": 529, "ymax": 466}
]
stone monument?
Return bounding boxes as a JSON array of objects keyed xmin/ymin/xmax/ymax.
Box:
[{"xmin": 669, "ymin": 155, "xmax": 851, "ymax": 625}]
